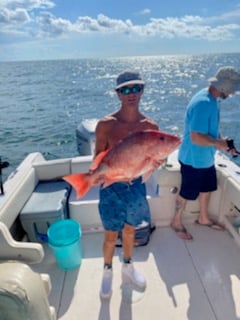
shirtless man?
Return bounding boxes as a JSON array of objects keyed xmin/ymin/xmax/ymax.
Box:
[{"xmin": 95, "ymin": 70, "xmax": 158, "ymax": 299}]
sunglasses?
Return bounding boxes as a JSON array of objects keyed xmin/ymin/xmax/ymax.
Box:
[{"xmin": 118, "ymin": 84, "xmax": 143, "ymax": 95}]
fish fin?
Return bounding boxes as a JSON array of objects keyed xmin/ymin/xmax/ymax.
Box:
[
  {"xmin": 90, "ymin": 150, "xmax": 109, "ymax": 171},
  {"xmin": 63, "ymin": 173, "xmax": 90, "ymax": 198}
]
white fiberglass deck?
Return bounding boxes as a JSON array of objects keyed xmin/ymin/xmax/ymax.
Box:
[{"xmin": 33, "ymin": 224, "xmax": 240, "ymax": 320}]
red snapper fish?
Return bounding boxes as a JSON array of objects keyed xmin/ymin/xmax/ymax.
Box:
[{"xmin": 63, "ymin": 130, "xmax": 181, "ymax": 198}]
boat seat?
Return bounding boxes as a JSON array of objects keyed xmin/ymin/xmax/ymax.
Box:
[
  {"xmin": 0, "ymin": 222, "xmax": 44, "ymax": 264},
  {"xmin": 0, "ymin": 261, "xmax": 56, "ymax": 320}
]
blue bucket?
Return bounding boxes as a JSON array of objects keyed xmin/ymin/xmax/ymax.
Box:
[{"xmin": 48, "ymin": 219, "xmax": 82, "ymax": 270}]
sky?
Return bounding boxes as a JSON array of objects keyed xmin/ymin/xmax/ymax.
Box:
[{"xmin": 1, "ymin": 0, "xmax": 240, "ymax": 61}]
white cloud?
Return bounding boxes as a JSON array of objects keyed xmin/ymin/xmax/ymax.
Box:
[
  {"xmin": 36, "ymin": 12, "xmax": 73, "ymax": 36},
  {"xmin": 33, "ymin": 13, "xmax": 239, "ymax": 42},
  {"xmin": 137, "ymin": 8, "xmax": 151, "ymax": 16},
  {"xmin": 0, "ymin": 0, "xmax": 54, "ymax": 31},
  {"xmin": 0, "ymin": 7, "xmax": 31, "ymax": 26},
  {"xmin": 181, "ymin": 15, "xmax": 203, "ymax": 23},
  {"xmin": 205, "ymin": 8, "xmax": 240, "ymax": 24},
  {"xmin": 0, "ymin": 1, "xmax": 240, "ymax": 44},
  {"xmin": 75, "ymin": 14, "xmax": 133, "ymax": 33},
  {"xmin": 138, "ymin": 16, "xmax": 240, "ymax": 41},
  {"xmin": 0, "ymin": 0, "xmax": 55, "ymax": 10}
]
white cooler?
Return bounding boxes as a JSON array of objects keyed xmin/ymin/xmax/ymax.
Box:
[{"xmin": 20, "ymin": 181, "xmax": 70, "ymax": 242}]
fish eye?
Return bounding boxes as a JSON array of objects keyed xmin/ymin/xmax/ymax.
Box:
[{"xmin": 159, "ymin": 136, "xmax": 165, "ymax": 141}]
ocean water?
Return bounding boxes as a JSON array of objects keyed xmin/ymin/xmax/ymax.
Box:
[{"xmin": 1, "ymin": 53, "xmax": 240, "ymax": 181}]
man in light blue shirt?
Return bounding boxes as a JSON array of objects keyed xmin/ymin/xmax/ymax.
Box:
[
  {"xmin": 179, "ymin": 88, "xmax": 219, "ymax": 168},
  {"xmin": 171, "ymin": 66, "xmax": 240, "ymax": 240}
]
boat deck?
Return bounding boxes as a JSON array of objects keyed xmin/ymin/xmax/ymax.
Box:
[{"xmin": 32, "ymin": 224, "xmax": 240, "ymax": 320}]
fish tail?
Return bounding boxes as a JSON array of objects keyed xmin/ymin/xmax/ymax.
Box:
[{"xmin": 63, "ymin": 173, "xmax": 90, "ymax": 198}]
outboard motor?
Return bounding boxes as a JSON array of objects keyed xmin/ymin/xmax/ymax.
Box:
[{"xmin": 76, "ymin": 119, "xmax": 98, "ymax": 156}]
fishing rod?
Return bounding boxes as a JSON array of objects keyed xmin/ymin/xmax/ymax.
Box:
[{"xmin": 0, "ymin": 157, "xmax": 10, "ymax": 195}]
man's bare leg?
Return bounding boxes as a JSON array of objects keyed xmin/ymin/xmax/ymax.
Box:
[
  {"xmin": 103, "ymin": 230, "xmax": 118, "ymax": 266},
  {"xmin": 171, "ymin": 195, "xmax": 193, "ymax": 240},
  {"xmin": 197, "ymin": 192, "xmax": 211, "ymax": 224},
  {"xmin": 196, "ymin": 192, "xmax": 224, "ymax": 230},
  {"xmin": 122, "ymin": 223, "xmax": 135, "ymax": 261},
  {"xmin": 100, "ymin": 230, "xmax": 118, "ymax": 299},
  {"xmin": 121, "ymin": 223, "xmax": 146, "ymax": 288}
]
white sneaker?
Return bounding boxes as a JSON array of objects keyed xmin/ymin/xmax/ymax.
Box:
[
  {"xmin": 100, "ymin": 267, "xmax": 113, "ymax": 299},
  {"xmin": 122, "ymin": 263, "xmax": 146, "ymax": 289}
]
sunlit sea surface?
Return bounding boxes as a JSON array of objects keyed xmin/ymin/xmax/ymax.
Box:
[{"xmin": 1, "ymin": 53, "xmax": 240, "ymax": 181}]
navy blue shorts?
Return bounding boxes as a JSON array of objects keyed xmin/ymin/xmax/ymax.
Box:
[
  {"xmin": 179, "ymin": 162, "xmax": 217, "ymax": 200},
  {"xmin": 98, "ymin": 177, "xmax": 151, "ymax": 232}
]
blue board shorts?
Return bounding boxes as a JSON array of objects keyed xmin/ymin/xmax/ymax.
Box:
[
  {"xmin": 98, "ymin": 177, "xmax": 151, "ymax": 232},
  {"xmin": 179, "ymin": 161, "xmax": 217, "ymax": 200}
]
